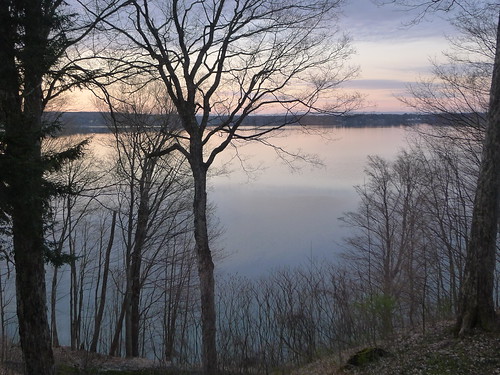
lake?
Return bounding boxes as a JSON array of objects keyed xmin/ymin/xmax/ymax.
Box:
[
  {"xmin": 0, "ymin": 124, "xmax": 414, "ymax": 349},
  {"xmin": 210, "ymin": 125, "xmax": 414, "ymax": 277}
]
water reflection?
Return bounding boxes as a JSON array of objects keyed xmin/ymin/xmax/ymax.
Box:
[
  {"xmin": 210, "ymin": 126, "xmax": 411, "ymax": 276},
  {"xmin": 87, "ymin": 126, "xmax": 412, "ymax": 277}
]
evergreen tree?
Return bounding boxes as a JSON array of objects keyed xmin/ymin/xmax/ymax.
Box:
[{"xmin": 0, "ymin": 1, "xmax": 101, "ymax": 373}]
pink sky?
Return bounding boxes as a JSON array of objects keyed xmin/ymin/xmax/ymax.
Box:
[
  {"xmin": 64, "ymin": 0, "xmax": 455, "ymax": 114},
  {"xmin": 339, "ymin": 0, "xmax": 454, "ymax": 113}
]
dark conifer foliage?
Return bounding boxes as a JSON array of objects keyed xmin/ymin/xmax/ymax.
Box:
[{"xmin": 0, "ymin": 1, "xmax": 101, "ymax": 373}]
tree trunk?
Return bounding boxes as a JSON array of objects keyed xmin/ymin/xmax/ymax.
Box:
[
  {"xmin": 50, "ymin": 266, "xmax": 60, "ymax": 348},
  {"xmin": 190, "ymin": 142, "xmax": 217, "ymax": 375},
  {"xmin": 90, "ymin": 211, "xmax": 116, "ymax": 352},
  {"xmin": 124, "ymin": 159, "xmax": 154, "ymax": 358},
  {"xmin": 127, "ymin": 178, "xmax": 151, "ymax": 357},
  {"xmin": 13, "ymin": 213, "xmax": 55, "ymax": 375},
  {"xmin": 4, "ymin": 4, "xmax": 55, "ymax": 369},
  {"xmin": 69, "ymin": 236, "xmax": 80, "ymax": 350},
  {"xmin": 456, "ymin": 11, "xmax": 500, "ymax": 335},
  {"xmin": 109, "ymin": 298, "xmax": 126, "ymax": 356},
  {"xmin": 127, "ymin": 230, "xmax": 144, "ymax": 357},
  {"xmin": 9, "ymin": 115, "xmax": 55, "ymax": 374},
  {"xmin": 0, "ymin": 270, "xmax": 6, "ymax": 362}
]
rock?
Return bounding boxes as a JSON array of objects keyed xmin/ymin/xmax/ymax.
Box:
[{"xmin": 346, "ymin": 347, "xmax": 391, "ymax": 367}]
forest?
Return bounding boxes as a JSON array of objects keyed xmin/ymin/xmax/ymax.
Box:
[{"xmin": 0, "ymin": 1, "xmax": 498, "ymax": 375}]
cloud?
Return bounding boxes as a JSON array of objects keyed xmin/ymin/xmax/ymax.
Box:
[
  {"xmin": 339, "ymin": 0, "xmax": 456, "ymax": 43},
  {"xmin": 333, "ymin": 0, "xmax": 456, "ymax": 112}
]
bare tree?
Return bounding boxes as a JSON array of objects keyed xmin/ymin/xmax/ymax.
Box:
[
  {"xmin": 90, "ymin": 210, "xmax": 117, "ymax": 352},
  {"xmin": 416, "ymin": 143, "xmax": 474, "ymax": 316},
  {"xmin": 0, "ymin": 1, "xmax": 92, "ymax": 372},
  {"xmin": 382, "ymin": 0, "xmax": 499, "ymax": 333},
  {"xmin": 99, "ymin": 84, "xmax": 194, "ymax": 358},
  {"xmin": 216, "ymin": 260, "xmax": 381, "ymax": 373},
  {"xmin": 341, "ymin": 152, "xmax": 430, "ymax": 337},
  {"xmin": 456, "ymin": 6, "xmax": 500, "ymax": 334},
  {"xmin": 44, "ymin": 135, "xmax": 103, "ymax": 348},
  {"xmin": 0, "ymin": 0, "xmax": 130, "ymax": 370},
  {"xmin": 91, "ymin": 1, "xmax": 359, "ymax": 372},
  {"xmin": 400, "ymin": 3, "xmax": 495, "ymax": 159}
]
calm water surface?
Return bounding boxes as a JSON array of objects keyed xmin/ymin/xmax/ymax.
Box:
[
  {"xmin": 35, "ymin": 125, "xmax": 413, "ymax": 347},
  {"xmin": 210, "ymin": 126, "xmax": 413, "ymax": 277}
]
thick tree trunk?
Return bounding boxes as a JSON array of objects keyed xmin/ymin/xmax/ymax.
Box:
[
  {"xmin": 190, "ymin": 142, "xmax": 217, "ymax": 375},
  {"xmin": 4, "ymin": 3, "xmax": 55, "ymax": 367},
  {"xmin": 9, "ymin": 115, "xmax": 55, "ymax": 375},
  {"xmin": 13, "ymin": 215, "xmax": 55, "ymax": 375},
  {"xmin": 456, "ymin": 11, "xmax": 500, "ymax": 335},
  {"xmin": 1, "ymin": 4, "xmax": 55, "ymax": 373}
]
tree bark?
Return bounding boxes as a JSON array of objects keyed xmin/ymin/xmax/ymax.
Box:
[
  {"xmin": 126, "ymin": 164, "xmax": 153, "ymax": 357},
  {"xmin": 69, "ymin": 236, "xmax": 80, "ymax": 350},
  {"xmin": 8, "ymin": 100, "xmax": 55, "ymax": 375},
  {"xmin": 1, "ymin": 1, "xmax": 55, "ymax": 372},
  {"xmin": 50, "ymin": 266, "xmax": 60, "ymax": 348},
  {"xmin": 189, "ymin": 138, "xmax": 217, "ymax": 375},
  {"xmin": 456, "ymin": 11, "xmax": 500, "ymax": 335},
  {"xmin": 90, "ymin": 210, "xmax": 116, "ymax": 352},
  {"xmin": 127, "ymin": 203, "xmax": 147, "ymax": 357},
  {"xmin": 109, "ymin": 298, "xmax": 126, "ymax": 357},
  {"xmin": 13, "ymin": 205, "xmax": 55, "ymax": 375}
]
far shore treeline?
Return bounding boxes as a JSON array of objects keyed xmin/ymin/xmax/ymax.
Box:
[{"xmin": 50, "ymin": 111, "xmax": 470, "ymax": 134}]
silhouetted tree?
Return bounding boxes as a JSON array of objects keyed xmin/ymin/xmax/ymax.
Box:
[
  {"xmin": 0, "ymin": 0, "xmax": 117, "ymax": 372},
  {"xmin": 94, "ymin": 1, "xmax": 359, "ymax": 372},
  {"xmin": 99, "ymin": 84, "xmax": 194, "ymax": 358},
  {"xmin": 0, "ymin": 1, "xmax": 77, "ymax": 372},
  {"xmin": 342, "ymin": 152, "xmax": 429, "ymax": 336},
  {"xmin": 457, "ymin": 9, "xmax": 500, "ymax": 334},
  {"xmin": 382, "ymin": 0, "xmax": 500, "ymax": 334}
]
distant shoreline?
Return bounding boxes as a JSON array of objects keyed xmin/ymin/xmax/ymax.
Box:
[{"xmin": 48, "ymin": 111, "xmax": 468, "ymax": 135}]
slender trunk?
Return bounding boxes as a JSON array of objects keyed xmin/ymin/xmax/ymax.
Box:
[
  {"xmin": 50, "ymin": 267, "xmax": 60, "ymax": 347},
  {"xmin": 128, "ymin": 239, "xmax": 143, "ymax": 357},
  {"xmin": 70, "ymin": 236, "xmax": 79, "ymax": 350},
  {"xmin": 190, "ymin": 145, "xmax": 217, "ymax": 375},
  {"xmin": 90, "ymin": 211, "xmax": 116, "ymax": 352},
  {"xmin": 109, "ymin": 298, "xmax": 126, "ymax": 356},
  {"xmin": 124, "ymin": 157, "xmax": 154, "ymax": 357},
  {"xmin": 456, "ymin": 11, "xmax": 500, "ymax": 335},
  {"xmin": 77, "ymin": 254, "xmax": 86, "ymax": 349},
  {"xmin": 0, "ymin": 268, "xmax": 5, "ymax": 362},
  {"xmin": 164, "ymin": 244, "xmax": 188, "ymax": 361},
  {"xmin": 128, "ymin": 183, "xmax": 150, "ymax": 357},
  {"xmin": 447, "ymin": 248, "xmax": 457, "ymax": 313},
  {"xmin": 123, "ymin": 182, "xmax": 134, "ymax": 358}
]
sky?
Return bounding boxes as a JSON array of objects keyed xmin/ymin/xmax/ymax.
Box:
[
  {"xmin": 339, "ymin": 0, "xmax": 457, "ymax": 112},
  {"xmin": 66, "ymin": 0, "xmax": 458, "ymax": 114}
]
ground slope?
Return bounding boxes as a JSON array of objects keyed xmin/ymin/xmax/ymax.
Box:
[{"xmin": 292, "ymin": 321, "xmax": 500, "ymax": 375}]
